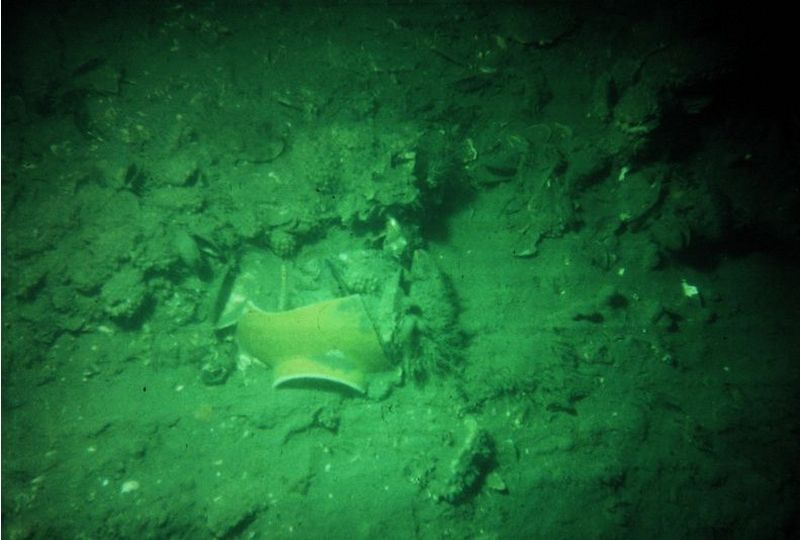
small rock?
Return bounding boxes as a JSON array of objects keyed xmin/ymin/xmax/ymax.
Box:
[{"xmin": 485, "ymin": 471, "xmax": 508, "ymax": 493}]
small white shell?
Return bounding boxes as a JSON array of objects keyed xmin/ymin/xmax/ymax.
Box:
[
  {"xmin": 681, "ymin": 279, "xmax": 700, "ymax": 298},
  {"xmin": 120, "ymin": 480, "xmax": 140, "ymax": 494}
]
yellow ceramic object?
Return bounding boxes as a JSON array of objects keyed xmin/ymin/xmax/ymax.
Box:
[{"xmin": 236, "ymin": 295, "xmax": 389, "ymax": 392}]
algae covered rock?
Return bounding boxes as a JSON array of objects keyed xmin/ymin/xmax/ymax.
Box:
[
  {"xmin": 101, "ymin": 266, "xmax": 150, "ymax": 323},
  {"xmin": 400, "ymin": 249, "xmax": 463, "ymax": 381},
  {"xmin": 429, "ymin": 417, "xmax": 497, "ymax": 504}
]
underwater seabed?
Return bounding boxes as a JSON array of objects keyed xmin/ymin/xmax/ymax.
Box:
[
  {"xmin": 3, "ymin": 1, "xmax": 800, "ymax": 537},
  {"xmin": 4, "ymin": 191, "xmax": 799, "ymax": 539}
]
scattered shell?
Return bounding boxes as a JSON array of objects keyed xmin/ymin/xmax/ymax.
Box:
[{"xmin": 120, "ymin": 480, "xmax": 140, "ymax": 494}]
